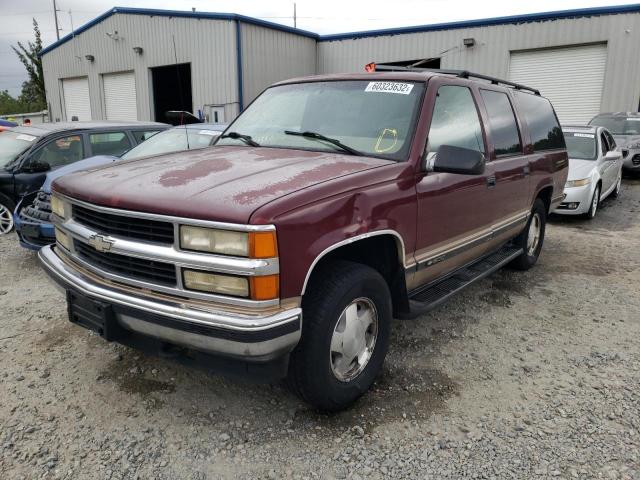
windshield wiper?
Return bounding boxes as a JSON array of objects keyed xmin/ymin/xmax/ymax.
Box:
[
  {"xmin": 284, "ymin": 130, "xmax": 363, "ymax": 156},
  {"xmin": 220, "ymin": 131, "xmax": 260, "ymax": 147}
]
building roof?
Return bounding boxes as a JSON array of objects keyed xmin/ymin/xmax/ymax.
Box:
[{"xmin": 40, "ymin": 3, "xmax": 640, "ymax": 56}]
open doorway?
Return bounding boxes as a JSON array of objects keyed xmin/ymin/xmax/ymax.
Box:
[{"xmin": 151, "ymin": 63, "xmax": 193, "ymax": 124}]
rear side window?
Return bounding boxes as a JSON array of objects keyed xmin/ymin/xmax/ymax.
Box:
[
  {"xmin": 90, "ymin": 132, "xmax": 132, "ymax": 156},
  {"xmin": 514, "ymin": 92, "xmax": 565, "ymax": 152},
  {"xmin": 31, "ymin": 135, "xmax": 84, "ymax": 167},
  {"xmin": 427, "ymin": 85, "xmax": 485, "ymax": 154},
  {"xmin": 480, "ymin": 90, "xmax": 522, "ymax": 156}
]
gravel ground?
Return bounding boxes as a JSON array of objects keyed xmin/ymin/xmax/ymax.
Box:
[{"xmin": 1, "ymin": 180, "xmax": 639, "ymax": 480}]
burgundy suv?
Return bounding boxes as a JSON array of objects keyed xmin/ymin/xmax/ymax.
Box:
[{"xmin": 40, "ymin": 70, "xmax": 568, "ymax": 410}]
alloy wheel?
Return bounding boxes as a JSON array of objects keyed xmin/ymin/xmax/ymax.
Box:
[
  {"xmin": 0, "ymin": 203, "xmax": 14, "ymax": 235},
  {"xmin": 526, "ymin": 213, "xmax": 541, "ymax": 256}
]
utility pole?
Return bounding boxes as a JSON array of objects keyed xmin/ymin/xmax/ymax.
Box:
[
  {"xmin": 293, "ymin": 3, "xmax": 297, "ymax": 29},
  {"xmin": 53, "ymin": 0, "xmax": 60, "ymax": 40}
]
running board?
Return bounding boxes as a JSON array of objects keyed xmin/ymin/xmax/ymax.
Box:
[{"xmin": 400, "ymin": 245, "xmax": 523, "ymax": 319}]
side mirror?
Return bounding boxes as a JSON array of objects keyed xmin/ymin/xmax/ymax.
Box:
[
  {"xmin": 431, "ymin": 145, "xmax": 486, "ymax": 175},
  {"xmin": 25, "ymin": 160, "xmax": 51, "ymax": 173},
  {"xmin": 604, "ymin": 150, "xmax": 622, "ymax": 161}
]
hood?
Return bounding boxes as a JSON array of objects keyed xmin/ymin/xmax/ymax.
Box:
[
  {"xmin": 567, "ymin": 158, "xmax": 597, "ymax": 181},
  {"xmin": 52, "ymin": 146, "xmax": 392, "ymax": 224},
  {"xmin": 43, "ymin": 155, "xmax": 118, "ymax": 193}
]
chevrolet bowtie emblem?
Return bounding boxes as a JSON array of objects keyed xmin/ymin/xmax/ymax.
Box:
[{"xmin": 88, "ymin": 234, "xmax": 115, "ymax": 253}]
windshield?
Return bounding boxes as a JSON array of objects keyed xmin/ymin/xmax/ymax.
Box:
[
  {"xmin": 0, "ymin": 130, "xmax": 39, "ymax": 167},
  {"xmin": 564, "ymin": 132, "xmax": 597, "ymax": 160},
  {"xmin": 589, "ymin": 116, "xmax": 640, "ymax": 136},
  {"xmin": 216, "ymin": 80, "xmax": 425, "ymax": 160},
  {"xmin": 121, "ymin": 128, "xmax": 219, "ymax": 160}
]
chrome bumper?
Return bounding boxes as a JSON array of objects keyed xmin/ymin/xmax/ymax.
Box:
[{"xmin": 38, "ymin": 245, "xmax": 301, "ymax": 361}]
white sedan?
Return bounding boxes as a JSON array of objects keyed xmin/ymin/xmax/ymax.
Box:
[{"xmin": 553, "ymin": 126, "xmax": 623, "ymax": 219}]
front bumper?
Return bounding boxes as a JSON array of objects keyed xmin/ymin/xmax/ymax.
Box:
[
  {"xmin": 14, "ymin": 213, "xmax": 55, "ymax": 250},
  {"xmin": 622, "ymin": 148, "xmax": 640, "ymax": 171},
  {"xmin": 38, "ymin": 245, "xmax": 302, "ymax": 361},
  {"xmin": 552, "ymin": 184, "xmax": 592, "ymax": 215}
]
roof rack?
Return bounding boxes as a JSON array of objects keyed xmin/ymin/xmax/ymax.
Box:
[{"xmin": 373, "ymin": 63, "xmax": 541, "ymax": 95}]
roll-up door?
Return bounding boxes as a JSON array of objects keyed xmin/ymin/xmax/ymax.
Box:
[
  {"xmin": 103, "ymin": 71, "xmax": 137, "ymax": 121},
  {"xmin": 509, "ymin": 44, "xmax": 607, "ymax": 125},
  {"xmin": 62, "ymin": 77, "xmax": 91, "ymax": 121}
]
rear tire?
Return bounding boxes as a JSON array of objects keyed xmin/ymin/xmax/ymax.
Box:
[
  {"xmin": 0, "ymin": 196, "xmax": 15, "ymax": 235},
  {"xmin": 584, "ymin": 185, "xmax": 600, "ymax": 220},
  {"xmin": 510, "ymin": 198, "xmax": 546, "ymax": 271},
  {"xmin": 287, "ymin": 260, "xmax": 392, "ymax": 411}
]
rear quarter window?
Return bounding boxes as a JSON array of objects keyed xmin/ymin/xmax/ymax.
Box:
[{"xmin": 514, "ymin": 92, "xmax": 565, "ymax": 152}]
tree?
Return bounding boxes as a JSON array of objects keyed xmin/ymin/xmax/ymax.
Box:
[{"xmin": 11, "ymin": 18, "xmax": 46, "ymax": 112}]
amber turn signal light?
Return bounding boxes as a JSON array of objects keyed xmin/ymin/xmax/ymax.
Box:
[
  {"xmin": 249, "ymin": 231, "xmax": 278, "ymax": 258},
  {"xmin": 250, "ymin": 275, "xmax": 279, "ymax": 301}
]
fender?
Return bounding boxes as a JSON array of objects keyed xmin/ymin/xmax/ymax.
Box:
[{"xmin": 300, "ymin": 229, "xmax": 408, "ymax": 295}]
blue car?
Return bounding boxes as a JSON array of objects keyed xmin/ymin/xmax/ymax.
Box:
[{"xmin": 14, "ymin": 123, "xmax": 226, "ymax": 250}]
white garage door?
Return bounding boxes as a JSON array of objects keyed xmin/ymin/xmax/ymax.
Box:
[
  {"xmin": 509, "ymin": 44, "xmax": 607, "ymax": 125},
  {"xmin": 62, "ymin": 77, "xmax": 91, "ymax": 121},
  {"xmin": 103, "ymin": 71, "xmax": 138, "ymax": 121}
]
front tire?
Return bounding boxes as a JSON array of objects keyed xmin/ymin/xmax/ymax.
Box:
[
  {"xmin": 287, "ymin": 260, "xmax": 392, "ymax": 411},
  {"xmin": 0, "ymin": 197, "xmax": 15, "ymax": 235},
  {"xmin": 510, "ymin": 198, "xmax": 546, "ymax": 271},
  {"xmin": 585, "ymin": 184, "xmax": 601, "ymax": 220}
]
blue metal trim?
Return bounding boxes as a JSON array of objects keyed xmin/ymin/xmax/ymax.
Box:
[
  {"xmin": 236, "ymin": 20, "xmax": 244, "ymax": 112},
  {"xmin": 40, "ymin": 6, "xmax": 318, "ymax": 56},
  {"xmin": 319, "ymin": 4, "xmax": 640, "ymax": 42},
  {"xmin": 40, "ymin": 3, "xmax": 640, "ymax": 56}
]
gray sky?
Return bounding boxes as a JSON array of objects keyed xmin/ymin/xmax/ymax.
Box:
[{"xmin": 1, "ymin": 0, "xmax": 637, "ymax": 96}]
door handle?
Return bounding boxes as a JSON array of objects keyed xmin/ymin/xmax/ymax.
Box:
[
  {"xmin": 486, "ymin": 176, "xmax": 496, "ymax": 188},
  {"xmin": 523, "ymin": 165, "xmax": 530, "ymax": 177}
]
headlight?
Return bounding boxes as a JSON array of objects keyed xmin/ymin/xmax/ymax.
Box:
[
  {"xmin": 180, "ymin": 226, "xmax": 277, "ymax": 258},
  {"xmin": 54, "ymin": 227, "xmax": 71, "ymax": 250},
  {"xmin": 51, "ymin": 195, "xmax": 67, "ymax": 219},
  {"xmin": 182, "ymin": 269, "xmax": 249, "ymax": 297},
  {"xmin": 565, "ymin": 178, "xmax": 591, "ymax": 188},
  {"xmin": 626, "ymin": 142, "xmax": 640, "ymax": 150}
]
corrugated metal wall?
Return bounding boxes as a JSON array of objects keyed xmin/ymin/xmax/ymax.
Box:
[
  {"xmin": 42, "ymin": 14, "xmax": 239, "ymax": 122},
  {"xmin": 317, "ymin": 13, "xmax": 640, "ymax": 112},
  {"xmin": 240, "ymin": 23, "xmax": 317, "ymax": 106}
]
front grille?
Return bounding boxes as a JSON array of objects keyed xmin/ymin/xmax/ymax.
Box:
[
  {"xmin": 73, "ymin": 205, "xmax": 175, "ymax": 244},
  {"xmin": 633, "ymin": 154, "xmax": 640, "ymax": 166},
  {"xmin": 75, "ymin": 240, "xmax": 177, "ymax": 286}
]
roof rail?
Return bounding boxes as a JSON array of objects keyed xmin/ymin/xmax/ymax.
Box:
[{"xmin": 373, "ymin": 64, "xmax": 541, "ymax": 95}]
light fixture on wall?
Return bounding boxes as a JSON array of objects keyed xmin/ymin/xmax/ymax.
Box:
[
  {"xmin": 133, "ymin": 46, "xmax": 143, "ymax": 55},
  {"xmin": 85, "ymin": 54, "xmax": 95, "ymax": 62},
  {"xmin": 463, "ymin": 38, "xmax": 476, "ymax": 48}
]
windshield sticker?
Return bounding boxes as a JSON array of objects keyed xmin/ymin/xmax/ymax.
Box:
[
  {"xmin": 16, "ymin": 134, "xmax": 36, "ymax": 142},
  {"xmin": 375, "ymin": 128, "xmax": 398, "ymax": 153},
  {"xmin": 199, "ymin": 130, "xmax": 220, "ymax": 136},
  {"xmin": 365, "ymin": 82, "xmax": 414, "ymax": 95},
  {"xmin": 572, "ymin": 133, "xmax": 594, "ymax": 138}
]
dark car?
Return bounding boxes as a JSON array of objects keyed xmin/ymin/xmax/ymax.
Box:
[
  {"xmin": 14, "ymin": 123, "xmax": 226, "ymax": 249},
  {"xmin": 40, "ymin": 70, "xmax": 567, "ymax": 410},
  {"xmin": 0, "ymin": 121, "xmax": 167, "ymax": 234}
]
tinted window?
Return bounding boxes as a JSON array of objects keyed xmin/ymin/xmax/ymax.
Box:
[
  {"xmin": 480, "ymin": 90, "xmax": 521, "ymax": 156},
  {"xmin": 31, "ymin": 135, "xmax": 84, "ymax": 167},
  {"xmin": 132, "ymin": 130, "xmax": 162, "ymax": 144},
  {"xmin": 427, "ymin": 86, "xmax": 485, "ymax": 154},
  {"xmin": 600, "ymin": 133, "xmax": 610, "ymax": 154},
  {"xmin": 514, "ymin": 92, "xmax": 564, "ymax": 152},
  {"xmin": 603, "ymin": 130, "xmax": 616, "ymax": 150},
  {"xmin": 90, "ymin": 132, "xmax": 131, "ymax": 156},
  {"xmin": 564, "ymin": 132, "xmax": 596, "ymax": 160}
]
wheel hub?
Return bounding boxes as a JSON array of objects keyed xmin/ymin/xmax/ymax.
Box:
[
  {"xmin": 526, "ymin": 213, "xmax": 541, "ymax": 256},
  {"xmin": 329, "ymin": 297, "xmax": 378, "ymax": 382},
  {"xmin": 0, "ymin": 204, "xmax": 14, "ymax": 235}
]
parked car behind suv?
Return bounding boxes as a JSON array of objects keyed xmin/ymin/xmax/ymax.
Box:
[
  {"xmin": 40, "ymin": 70, "xmax": 568, "ymax": 410},
  {"xmin": 553, "ymin": 126, "xmax": 623, "ymax": 219},
  {"xmin": 14, "ymin": 123, "xmax": 226, "ymax": 250},
  {"xmin": 589, "ymin": 112, "xmax": 640, "ymax": 174},
  {"xmin": 0, "ymin": 121, "xmax": 167, "ymax": 234}
]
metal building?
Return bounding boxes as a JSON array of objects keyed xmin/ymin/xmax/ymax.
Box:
[{"xmin": 41, "ymin": 4, "xmax": 640, "ymax": 125}]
